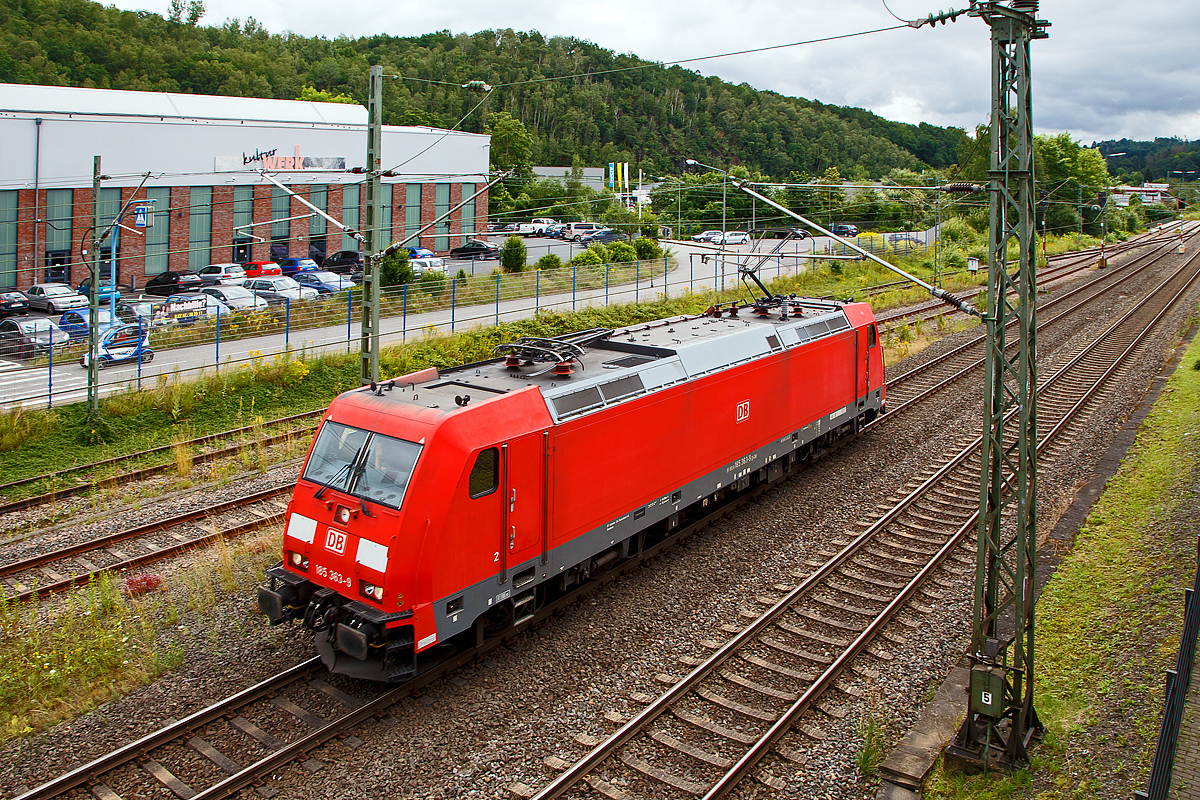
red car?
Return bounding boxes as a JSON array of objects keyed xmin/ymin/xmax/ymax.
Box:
[
  {"xmin": 260, "ymin": 297, "xmax": 885, "ymax": 681},
  {"xmin": 242, "ymin": 261, "xmax": 284, "ymax": 279}
]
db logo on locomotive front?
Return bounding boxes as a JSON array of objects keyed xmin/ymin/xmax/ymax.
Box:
[
  {"xmin": 736, "ymin": 400, "xmax": 750, "ymax": 423},
  {"xmin": 325, "ymin": 528, "xmax": 348, "ymax": 555}
]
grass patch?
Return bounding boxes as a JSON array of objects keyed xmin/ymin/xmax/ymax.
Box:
[
  {"xmin": 0, "ymin": 529, "xmax": 280, "ymax": 744},
  {"xmin": 925, "ymin": 326, "xmax": 1200, "ymax": 797}
]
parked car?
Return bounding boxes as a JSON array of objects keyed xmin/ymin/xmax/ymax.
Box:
[
  {"xmin": 830, "ymin": 224, "xmax": 859, "ymax": 237},
  {"xmin": 531, "ymin": 218, "xmax": 558, "ymax": 236},
  {"xmin": 888, "ymin": 233, "xmax": 924, "ymax": 246},
  {"xmin": 545, "ymin": 223, "xmax": 569, "ymax": 239},
  {"xmin": 163, "ymin": 293, "xmax": 231, "ymax": 323},
  {"xmin": 0, "ymin": 317, "xmax": 69, "ymax": 359},
  {"xmin": 486, "ymin": 223, "xmax": 504, "ymax": 233},
  {"xmin": 715, "ymin": 231, "xmax": 751, "ymax": 245},
  {"xmin": 200, "ymin": 285, "xmax": 270, "ymax": 312},
  {"xmin": 294, "ymin": 271, "xmax": 356, "ymax": 294},
  {"xmin": 75, "ymin": 278, "xmax": 122, "ymax": 303},
  {"xmin": 579, "ymin": 229, "xmax": 630, "ymax": 246},
  {"xmin": 323, "ymin": 250, "xmax": 364, "ymax": 274},
  {"xmin": 241, "ymin": 261, "xmax": 284, "ymax": 280},
  {"xmin": 409, "ymin": 257, "xmax": 447, "ymax": 275},
  {"xmin": 0, "ymin": 291, "xmax": 29, "ymax": 318},
  {"xmin": 245, "ymin": 276, "xmax": 319, "ymax": 304},
  {"xmin": 278, "ymin": 257, "xmax": 321, "ymax": 277},
  {"xmin": 405, "ymin": 246, "xmax": 435, "ymax": 260},
  {"xmin": 564, "ymin": 222, "xmax": 603, "ymax": 242},
  {"xmin": 57, "ymin": 308, "xmax": 122, "ymax": 342},
  {"xmin": 196, "ymin": 263, "xmax": 247, "ymax": 286},
  {"xmin": 690, "ymin": 230, "xmax": 724, "ymax": 243},
  {"xmin": 449, "ymin": 240, "xmax": 500, "ymax": 260},
  {"xmin": 143, "ymin": 271, "xmax": 204, "ymax": 297},
  {"xmin": 23, "ymin": 283, "xmax": 88, "ymax": 313},
  {"xmin": 79, "ymin": 324, "xmax": 153, "ymax": 369},
  {"xmin": 755, "ymin": 227, "xmax": 810, "ymax": 240}
]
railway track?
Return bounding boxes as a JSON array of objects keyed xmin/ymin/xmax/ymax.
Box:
[
  {"xmin": 0, "ymin": 410, "xmax": 322, "ymax": 517},
  {"xmin": 0, "ymin": 483, "xmax": 295, "ymax": 602},
  {"xmin": 523, "ymin": 229, "xmax": 1200, "ymax": 799}
]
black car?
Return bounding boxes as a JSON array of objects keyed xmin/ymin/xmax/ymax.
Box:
[
  {"xmin": 579, "ymin": 229, "xmax": 630, "ymax": 246},
  {"xmin": 324, "ymin": 250, "xmax": 364, "ymax": 273},
  {"xmin": 449, "ymin": 240, "xmax": 500, "ymax": 260},
  {"xmin": 144, "ymin": 271, "xmax": 204, "ymax": 297},
  {"xmin": 0, "ymin": 317, "xmax": 69, "ymax": 359},
  {"xmin": 0, "ymin": 291, "xmax": 29, "ymax": 318}
]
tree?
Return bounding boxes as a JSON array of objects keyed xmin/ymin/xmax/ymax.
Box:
[
  {"xmin": 487, "ymin": 112, "xmax": 535, "ymax": 173},
  {"xmin": 499, "ymin": 236, "xmax": 527, "ymax": 273},
  {"xmin": 379, "ymin": 250, "xmax": 411, "ymax": 286},
  {"xmin": 299, "ymin": 86, "xmax": 357, "ymax": 104}
]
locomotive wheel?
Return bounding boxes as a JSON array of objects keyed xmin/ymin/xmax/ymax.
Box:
[{"xmin": 479, "ymin": 601, "xmax": 513, "ymax": 638}]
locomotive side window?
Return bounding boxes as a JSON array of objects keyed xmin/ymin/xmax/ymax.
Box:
[
  {"xmin": 469, "ymin": 448, "xmax": 499, "ymax": 498},
  {"xmin": 868, "ymin": 324, "xmax": 878, "ymax": 348}
]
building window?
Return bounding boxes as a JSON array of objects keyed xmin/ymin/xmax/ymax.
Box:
[
  {"xmin": 144, "ymin": 187, "xmax": 171, "ymax": 275},
  {"xmin": 233, "ymin": 185, "xmax": 253, "ymax": 263},
  {"xmin": 189, "ymin": 187, "xmax": 212, "ymax": 270},
  {"xmin": 342, "ymin": 184, "xmax": 360, "ymax": 252},
  {"xmin": 308, "ymin": 186, "xmax": 327, "ymax": 263},
  {"xmin": 404, "ymin": 184, "xmax": 420, "ymax": 245},
  {"xmin": 44, "ymin": 189, "xmax": 72, "ymax": 282},
  {"xmin": 270, "ymin": 186, "xmax": 290, "ymax": 261},
  {"xmin": 0, "ymin": 191, "xmax": 15, "ymax": 288},
  {"xmin": 97, "ymin": 188, "xmax": 121, "ymax": 280},
  {"xmin": 435, "ymin": 183, "xmax": 450, "ymax": 251},
  {"xmin": 461, "ymin": 183, "xmax": 476, "ymax": 245}
]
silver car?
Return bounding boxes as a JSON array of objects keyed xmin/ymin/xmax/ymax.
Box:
[
  {"xmin": 196, "ymin": 263, "xmax": 247, "ymax": 286},
  {"xmin": 245, "ymin": 276, "xmax": 319, "ymax": 304},
  {"xmin": 200, "ymin": 285, "xmax": 270, "ymax": 312},
  {"xmin": 24, "ymin": 283, "xmax": 88, "ymax": 313}
]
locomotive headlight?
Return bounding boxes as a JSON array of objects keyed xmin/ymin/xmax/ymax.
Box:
[
  {"xmin": 361, "ymin": 581, "xmax": 384, "ymax": 602},
  {"xmin": 338, "ymin": 506, "xmax": 352, "ymax": 525},
  {"xmin": 288, "ymin": 550, "xmax": 309, "ymax": 571}
]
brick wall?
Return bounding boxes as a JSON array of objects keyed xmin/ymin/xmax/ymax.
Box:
[
  {"xmin": 168, "ymin": 186, "xmax": 191, "ymax": 273},
  {"xmin": 251, "ymin": 185, "xmax": 272, "ymax": 262},
  {"xmin": 210, "ymin": 186, "xmax": 234, "ymax": 265},
  {"xmin": 475, "ymin": 186, "xmax": 489, "ymax": 244},
  {"xmin": 119, "ymin": 188, "xmax": 146, "ymax": 285},
  {"xmin": 419, "ymin": 184, "xmax": 435, "ymax": 251},
  {"xmin": 449, "ymin": 183, "xmax": 463, "ymax": 247},
  {"xmin": 15, "ymin": 188, "xmax": 36, "ymax": 289},
  {"xmin": 327, "ymin": 185, "xmax": 344, "ymax": 255},
  {"xmin": 291, "ymin": 185, "xmax": 310, "ymax": 260}
]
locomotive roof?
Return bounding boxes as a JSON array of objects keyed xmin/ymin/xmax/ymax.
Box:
[{"xmin": 364, "ymin": 299, "xmax": 858, "ymax": 423}]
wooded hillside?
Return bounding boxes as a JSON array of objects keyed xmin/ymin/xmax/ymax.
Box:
[{"xmin": 0, "ymin": 0, "xmax": 965, "ymax": 178}]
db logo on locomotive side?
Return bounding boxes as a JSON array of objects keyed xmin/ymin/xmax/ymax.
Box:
[
  {"xmin": 736, "ymin": 400, "xmax": 750, "ymax": 423},
  {"xmin": 325, "ymin": 528, "xmax": 348, "ymax": 555}
]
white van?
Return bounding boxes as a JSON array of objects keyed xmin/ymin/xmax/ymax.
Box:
[{"xmin": 564, "ymin": 222, "xmax": 603, "ymax": 241}]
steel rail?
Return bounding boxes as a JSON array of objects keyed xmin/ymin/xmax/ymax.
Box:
[
  {"xmin": 0, "ymin": 485, "xmax": 292, "ymax": 582},
  {"xmin": 533, "ymin": 246, "xmax": 1200, "ymax": 800}
]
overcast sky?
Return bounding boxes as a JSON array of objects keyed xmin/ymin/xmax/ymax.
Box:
[{"xmin": 138, "ymin": 0, "xmax": 1199, "ymax": 143}]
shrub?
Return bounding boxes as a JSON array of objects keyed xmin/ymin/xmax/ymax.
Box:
[
  {"xmin": 122, "ymin": 573, "xmax": 164, "ymax": 597},
  {"xmin": 500, "ymin": 236, "xmax": 527, "ymax": 273},
  {"xmin": 634, "ymin": 236, "xmax": 663, "ymax": 260},
  {"xmin": 608, "ymin": 241, "xmax": 637, "ymax": 263},
  {"xmin": 379, "ymin": 250, "xmax": 411, "ymax": 286},
  {"xmin": 536, "ymin": 253, "xmax": 563, "ymax": 271},
  {"xmin": 568, "ymin": 247, "xmax": 604, "ymax": 267},
  {"xmin": 418, "ymin": 270, "xmax": 448, "ymax": 296}
]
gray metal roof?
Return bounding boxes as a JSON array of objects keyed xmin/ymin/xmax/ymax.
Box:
[{"xmin": 0, "ymin": 82, "xmax": 366, "ymax": 126}]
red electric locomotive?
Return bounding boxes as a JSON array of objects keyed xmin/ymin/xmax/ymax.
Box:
[{"xmin": 259, "ymin": 295, "xmax": 886, "ymax": 681}]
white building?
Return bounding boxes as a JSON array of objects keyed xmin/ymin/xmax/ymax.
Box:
[{"xmin": 0, "ymin": 83, "xmax": 490, "ymax": 289}]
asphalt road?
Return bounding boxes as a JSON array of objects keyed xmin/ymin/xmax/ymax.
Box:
[{"xmin": 1, "ymin": 231, "xmax": 928, "ymax": 409}]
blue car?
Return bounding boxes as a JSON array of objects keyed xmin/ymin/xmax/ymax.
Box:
[
  {"xmin": 57, "ymin": 308, "xmax": 121, "ymax": 342},
  {"xmin": 75, "ymin": 279, "xmax": 122, "ymax": 304},
  {"xmin": 406, "ymin": 246, "xmax": 435, "ymax": 260},
  {"xmin": 294, "ymin": 270, "xmax": 355, "ymax": 294},
  {"xmin": 277, "ymin": 258, "xmax": 321, "ymax": 277},
  {"xmin": 79, "ymin": 323, "xmax": 153, "ymax": 369}
]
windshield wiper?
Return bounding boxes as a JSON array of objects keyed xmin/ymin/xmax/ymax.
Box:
[{"xmin": 313, "ymin": 461, "xmax": 354, "ymax": 499}]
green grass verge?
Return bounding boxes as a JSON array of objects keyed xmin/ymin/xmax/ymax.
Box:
[{"xmin": 926, "ymin": 324, "xmax": 1200, "ymax": 798}]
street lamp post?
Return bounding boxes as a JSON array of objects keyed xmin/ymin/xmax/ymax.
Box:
[
  {"xmin": 686, "ymin": 158, "xmax": 729, "ymax": 291},
  {"xmin": 1099, "ymin": 151, "xmax": 1126, "ymax": 268}
]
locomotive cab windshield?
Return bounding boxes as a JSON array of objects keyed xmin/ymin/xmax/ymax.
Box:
[{"xmin": 304, "ymin": 421, "xmax": 422, "ymax": 510}]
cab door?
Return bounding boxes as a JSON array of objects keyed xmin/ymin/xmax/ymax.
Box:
[{"xmin": 503, "ymin": 432, "xmax": 546, "ymax": 569}]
